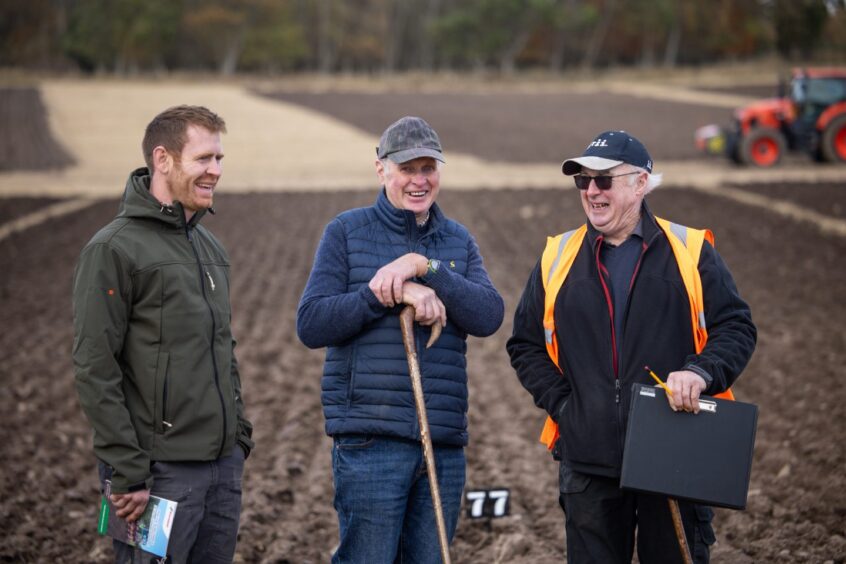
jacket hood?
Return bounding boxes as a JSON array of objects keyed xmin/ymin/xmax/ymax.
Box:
[{"xmin": 117, "ymin": 167, "xmax": 209, "ymax": 227}]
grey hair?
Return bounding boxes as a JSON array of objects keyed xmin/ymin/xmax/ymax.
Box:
[
  {"xmin": 621, "ymin": 165, "xmax": 662, "ymax": 194},
  {"xmin": 644, "ymin": 170, "xmax": 663, "ymax": 194}
]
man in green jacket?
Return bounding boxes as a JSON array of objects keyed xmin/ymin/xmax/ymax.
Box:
[{"xmin": 72, "ymin": 105, "xmax": 253, "ymax": 563}]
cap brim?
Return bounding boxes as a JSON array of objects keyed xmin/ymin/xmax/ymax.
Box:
[
  {"xmin": 561, "ymin": 156, "xmax": 623, "ymax": 175},
  {"xmin": 386, "ymin": 148, "xmax": 446, "ymax": 164}
]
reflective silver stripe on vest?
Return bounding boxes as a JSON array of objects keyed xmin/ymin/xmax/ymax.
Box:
[
  {"xmin": 669, "ymin": 221, "xmax": 688, "ymax": 247},
  {"xmin": 546, "ymin": 229, "xmax": 578, "ymax": 287},
  {"xmin": 545, "ymin": 229, "xmax": 578, "ymax": 346},
  {"xmin": 669, "ymin": 222, "xmax": 707, "ymax": 330}
]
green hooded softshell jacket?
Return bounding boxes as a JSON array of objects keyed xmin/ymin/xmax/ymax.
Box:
[{"xmin": 72, "ymin": 168, "xmax": 253, "ymax": 493}]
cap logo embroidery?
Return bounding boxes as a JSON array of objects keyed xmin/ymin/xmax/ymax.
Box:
[{"xmin": 589, "ymin": 139, "xmax": 609, "ymax": 148}]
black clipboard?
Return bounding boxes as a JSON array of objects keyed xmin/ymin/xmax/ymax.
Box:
[{"xmin": 620, "ymin": 383, "xmax": 758, "ymax": 509}]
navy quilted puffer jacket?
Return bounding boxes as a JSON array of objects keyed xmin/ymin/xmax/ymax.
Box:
[{"xmin": 297, "ymin": 190, "xmax": 504, "ymax": 446}]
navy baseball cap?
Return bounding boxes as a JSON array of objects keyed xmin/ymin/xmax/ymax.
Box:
[
  {"xmin": 376, "ymin": 116, "xmax": 445, "ymax": 164},
  {"xmin": 562, "ymin": 131, "xmax": 652, "ymax": 175}
]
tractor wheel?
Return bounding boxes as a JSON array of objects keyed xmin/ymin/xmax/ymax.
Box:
[
  {"xmin": 820, "ymin": 115, "xmax": 846, "ymax": 163},
  {"xmin": 739, "ymin": 128, "xmax": 786, "ymax": 167},
  {"xmin": 726, "ymin": 131, "xmax": 743, "ymax": 164}
]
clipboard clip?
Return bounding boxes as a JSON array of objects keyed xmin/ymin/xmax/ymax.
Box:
[
  {"xmin": 639, "ymin": 385, "xmax": 717, "ymax": 413},
  {"xmin": 698, "ymin": 399, "xmax": 717, "ymax": 413}
]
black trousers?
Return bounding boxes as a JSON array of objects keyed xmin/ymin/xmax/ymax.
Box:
[{"xmin": 558, "ymin": 465, "xmax": 715, "ymax": 564}]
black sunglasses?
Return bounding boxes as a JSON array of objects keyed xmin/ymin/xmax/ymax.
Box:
[{"xmin": 574, "ymin": 171, "xmax": 640, "ymax": 190}]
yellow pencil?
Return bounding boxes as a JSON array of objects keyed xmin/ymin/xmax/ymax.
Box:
[{"xmin": 644, "ymin": 366, "xmax": 673, "ymax": 397}]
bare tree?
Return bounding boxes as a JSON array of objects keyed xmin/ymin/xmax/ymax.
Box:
[
  {"xmin": 549, "ymin": 0, "xmax": 578, "ymax": 71},
  {"xmin": 500, "ymin": 27, "xmax": 533, "ymax": 74},
  {"xmin": 384, "ymin": 0, "xmax": 408, "ymax": 72},
  {"xmin": 318, "ymin": 0, "xmax": 334, "ymax": 72},
  {"xmin": 581, "ymin": 0, "xmax": 617, "ymax": 70},
  {"xmin": 663, "ymin": 0, "xmax": 683, "ymax": 67},
  {"xmin": 419, "ymin": 0, "xmax": 443, "ymax": 70}
]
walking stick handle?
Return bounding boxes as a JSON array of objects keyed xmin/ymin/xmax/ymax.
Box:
[
  {"xmin": 400, "ymin": 306, "xmax": 418, "ymax": 355},
  {"xmin": 399, "ymin": 306, "xmax": 452, "ymax": 564}
]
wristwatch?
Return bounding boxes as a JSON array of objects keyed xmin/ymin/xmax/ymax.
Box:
[{"xmin": 427, "ymin": 258, "xmax": 441, "ymax": 274}]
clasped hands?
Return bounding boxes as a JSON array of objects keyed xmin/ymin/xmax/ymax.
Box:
[{"xmin": 368, "ymin": 253, "xmax": 446, "ymax": 327}]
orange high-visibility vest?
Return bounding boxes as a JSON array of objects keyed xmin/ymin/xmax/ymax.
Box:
[{"xmin": 538, "ymin": 218, "xmax": 734, "ymax": 449}]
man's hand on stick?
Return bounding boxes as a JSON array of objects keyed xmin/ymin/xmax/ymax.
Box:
[{"xmin": 368, "ymin": 253, "xmax": 427, "ymax": 307}]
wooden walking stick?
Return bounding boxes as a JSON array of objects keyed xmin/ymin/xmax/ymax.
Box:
[
  {"xmin": 644, "ymin": 367, "xmax": 694, "ymax": 563},
  {"xmin": 668, "ymin": 498, "xmax": 694, "ymax": 564},
  {"xmin": 399, "ymin": 305, "xmax": 450, "ymax": 564}
]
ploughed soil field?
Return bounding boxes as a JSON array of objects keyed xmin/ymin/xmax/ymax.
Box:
[
  {"xmin": 0, "ymin": 87, "xmax": 75, "ymax": 172},
  {"xmin": 1, "ymin": 83, "xmax": 845, "ymax": 563},
  {"xmin": 258, "ymin": 89, "xmax": 729, "ymax": 163}
]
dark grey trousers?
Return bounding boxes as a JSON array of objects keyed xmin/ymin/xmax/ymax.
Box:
[
  {"xmin": 558, "ymin": 465, "xmax": 715, "ymax": 564},
  {"xmin": 98, "ymin": 447, "xmax": 245, "ymax": 564}
]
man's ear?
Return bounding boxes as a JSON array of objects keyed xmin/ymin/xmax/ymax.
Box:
[
  {"xmin": 152, "ymin": 146, "xmax": 173, "ymax": 175},
  {"xmin": 375, "ymin": 158, "xmax": 386, "ymax": 182},
  {"xmin": 635, "ymin": 171, "xmax": 648, "ymax": 196}
]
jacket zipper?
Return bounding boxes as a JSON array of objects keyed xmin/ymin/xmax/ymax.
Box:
[
  {"xmin": 186, "ymin": 220, "xmax": 228, "ymax": 458},
  {"xmin": 593, "ymin": 238, "xmax": 618, "ymax": 382},
  {"xmin": 594, "ymin": 236, "xmax": 627, "ymax": 458}
]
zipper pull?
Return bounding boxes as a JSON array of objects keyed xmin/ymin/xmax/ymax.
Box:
[{"xmin": 615, "ymin": 379, "xmax": 621, "ymax": 404}]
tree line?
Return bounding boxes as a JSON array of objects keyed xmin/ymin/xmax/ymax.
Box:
[{"xmin": 2, "ymin": 0, "xmax": 845, "ymax": 75}]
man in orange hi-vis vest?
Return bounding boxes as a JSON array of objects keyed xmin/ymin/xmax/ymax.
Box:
[{"xmin": 506, "ymin": 131, "xmax": 756, "ymax": 564}]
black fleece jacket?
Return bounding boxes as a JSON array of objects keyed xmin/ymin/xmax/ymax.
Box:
[{"xmin": 506, "ymin": 204, "xmax": 756, "ymax": 478}]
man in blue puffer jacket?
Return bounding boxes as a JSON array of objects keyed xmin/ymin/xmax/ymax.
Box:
[{"xmin": 297, "ymin": 116, "xmax": 504, "ymax": 563}]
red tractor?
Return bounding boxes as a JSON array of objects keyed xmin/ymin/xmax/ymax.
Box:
[{"xmin": 696, "ymin": 67, "xmax": 846, "ymax": 167}]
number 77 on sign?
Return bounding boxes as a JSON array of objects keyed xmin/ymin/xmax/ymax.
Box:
[{"xmin": 465, "ymin": 488, "xmax": 510, "ymax": 519}]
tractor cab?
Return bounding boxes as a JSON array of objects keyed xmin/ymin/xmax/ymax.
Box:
[
  {"xmin": 696, "ymin": 67, "xmax": 846, "ymax": 166},
  {"xmin": 790, "ymin": 69, "xmax": 846, "ymax": 151}
]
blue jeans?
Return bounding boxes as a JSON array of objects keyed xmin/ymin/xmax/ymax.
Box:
[
  {"xmin": 331, "ymin": 434, "xmax": 466, "ymax": 564},
  {"xmin": 98, "ymin": 446, "xmax": 245, "ymax": 564}
]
